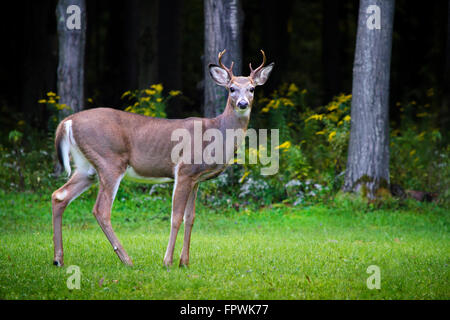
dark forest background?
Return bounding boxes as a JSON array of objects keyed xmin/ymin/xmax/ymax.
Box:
[
  {"xmin": 0, "ymin": 0, "xmax": 449, "ymax": 205},
  {"xmin": 1, "ymin": 0, "xmax": 448, "ymax": 134}
]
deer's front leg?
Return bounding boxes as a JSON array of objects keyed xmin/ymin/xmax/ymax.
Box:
[
  {"xmin": 163, "ymin": 174, "xmax": 194, "ymax": 267},
  {"xmin": 179, "ymin": 183, "xmax": 199, "ymax": 267}
]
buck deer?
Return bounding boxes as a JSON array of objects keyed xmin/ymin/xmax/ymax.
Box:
[{"xmin": 51, "ymin": 50, "xmax": 274, "ymax": 267}]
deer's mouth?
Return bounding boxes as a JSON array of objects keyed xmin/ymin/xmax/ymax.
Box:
[{"xmin": 236, "ymin": 100, "xmax": 249, "ymax": 110}]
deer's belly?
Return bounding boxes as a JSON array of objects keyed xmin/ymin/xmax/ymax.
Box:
[
  {"xmin": 196, "ymin": 164, "xmax": 228, "ymax": 182},
  {"xmin": 124, "ymin": 166, "xmax": 173, "ymax": 184}
]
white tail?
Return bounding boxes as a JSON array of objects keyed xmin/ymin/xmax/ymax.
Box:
[{"xmin": 57, "ymin": 120, "xmax": 72, "ymax": 177}]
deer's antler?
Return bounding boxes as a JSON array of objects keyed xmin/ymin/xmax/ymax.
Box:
[
  {"xmin": 249, "ymin": 50, "xmax": 267, "ymax": 78},
  {"xmin": 218, "ymin": 49, "xmax": 234, "ymax": 79}
]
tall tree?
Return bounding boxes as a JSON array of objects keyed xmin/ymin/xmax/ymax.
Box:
[
  {"xmin": 56, "ymin": 0, "xmax": 87, "ymax": 116},
  {"xmin": 343, "ymin": 0, "xmax": 395, "ymax": 198},
  {"xmin": 204, "ymin": 0, "xmax": 243, "ymax": 117}
]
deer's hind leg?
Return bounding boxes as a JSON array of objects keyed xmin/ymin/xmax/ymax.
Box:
[
  {"xmin": 92, "ymin": 166, "xmax": 133, "ymax": 266},
  {"xmin": 51, "ymin": 170, "xmax": 95, "ymax": 266}
]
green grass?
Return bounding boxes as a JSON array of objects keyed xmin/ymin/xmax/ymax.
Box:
[{"xmin": 0, "ymin": 189, "xmax": 449, "ymax": 299}]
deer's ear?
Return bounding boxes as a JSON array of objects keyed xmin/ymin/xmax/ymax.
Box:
[
  {"xmin": 252, "ymin": 62, "xmax": 274, "ymax": 86},
  {"xmin": 209, "ymin": 64, "xmax": 230, "ymax": 87}
]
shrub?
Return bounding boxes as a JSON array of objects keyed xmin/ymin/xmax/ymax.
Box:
[{"xmin": 121, "ymin": 83, "xmax": 181, "ymax": 118}]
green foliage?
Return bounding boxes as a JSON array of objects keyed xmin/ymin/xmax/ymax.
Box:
[
  {"xmin": 38, "ymin": 91, "xmax": 72, "ymax": 132},
  {"xmin": 216, "ymin": 83, "xmax": 449, "ymax": 207},
  {"xmin": 389, "ymin": 96, "xmax": 449, "ymax": 204},
  {"xmin": 222, "ymin": 86, "xmax": 351, "ymax": 206},
  {"xmin": 121, "ymin": 84, "xmax": 181, "ymax": 118},
  {"xmin": 0, "ymin": 142, "xmax": 62, "ymax": 192},
  {"xmin": 0, "ymin": 84, "xmax": 448, "ymax": 209}
]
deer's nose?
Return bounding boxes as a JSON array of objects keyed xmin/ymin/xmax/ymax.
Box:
[{"xmin": 237, "ymin": 101, "xmax": 248, "ymax": 109}]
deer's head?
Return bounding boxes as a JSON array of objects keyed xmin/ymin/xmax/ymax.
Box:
[{"xmin": 209, "ymin": 50, "xmax": 274, "ymax": 116}]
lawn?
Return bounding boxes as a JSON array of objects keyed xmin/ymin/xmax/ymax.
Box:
[{"xmin": 0, "ymin": 189, "xmax": 448, "ymax": 300}]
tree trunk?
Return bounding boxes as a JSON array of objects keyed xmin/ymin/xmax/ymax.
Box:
[
  {"xmin": 343, "ymin": 0, "xmax": 395, "ymax": 198},
  {"xmin": 56, "ymin": 0, "xmax": 86, "ymax": 117},
  {"xmin": 204, "ymin": 0, "xmax": 243, "ymax": 117}
]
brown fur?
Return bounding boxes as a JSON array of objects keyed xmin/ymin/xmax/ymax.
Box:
[{"xmin": 51, "ymin": 51, "xmax": 274, "ymax": 267}]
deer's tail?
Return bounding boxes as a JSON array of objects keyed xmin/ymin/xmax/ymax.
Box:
[{"xmin": 55, "ymin": 119, "xmax": 73, "ymax": 177}]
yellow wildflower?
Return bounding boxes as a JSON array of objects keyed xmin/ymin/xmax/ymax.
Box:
[
  {"xmin": 169, "ymin": 90, "xmax": 181, "ymax": 96},
  {"xmin": 248, "ymin": 148, "xmax": 258, "ymax": 158},
  {"xmin": 272, "ymin": 100, "xmax": 280, "ymax": 109},
  {"xmin": 276, "ymin": 141, "xmax": 291, "ymax": 150},
  {"xmin": 315, "ymin": 131, "xmax": 326, "ymax": 135},
  {"xmin": 151, "ymin": 84, "xmax": 163, "ymax": 93},
  {"xmin": 343, "ymin": 115, "xmax": 351, "ymax": 122},
  {"xmin": 121, "ymin": 91, "xmax": 131, "ymax": 99},
  {"xmin": 47, "ymin": 92, "xmax": 56, "ymax": 97},
  {"xmin": 239, "ymin": 171, "xmax": 250, "ymax": 183},
  {"xmin": 305, "ymin": 114, "xmax": 324, "ymax": 122},
  {"xmin": 281, "ymin": 98, "xmax": 294, "ymax": 107},
  {"xmin": 326, "ymin": 113, "xmax": 339, "ymax": 122},
  {"xmin": 38, "ymin": 99, "xmax": 47, "ymax": 104},
  {"xmin": 328, "ymin": 131, "xmax": 336, "ymax": 142},
  {"xmin": 287, "ymin": 83, "xmax": 299, "ymax": 96},
  {"xmin": 327, "ymin": 104, "xmax": 338, "ymax": 111}
]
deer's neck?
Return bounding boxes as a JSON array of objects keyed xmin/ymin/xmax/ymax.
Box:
[
  {"xmin": 217, "ymin": 96, "xmax": 250, "ymax": 133},
  {"xmin": 214, "ymin": 96, "xmax": 250, "ymax": 162}
]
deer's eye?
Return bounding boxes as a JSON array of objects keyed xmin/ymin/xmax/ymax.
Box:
[
  {"xmin": 230, "ymin": 87, "xmax": 235, "ymax": 93},
  {"xmin": 249, "ymin": 87, "xmax": 255, "ymax": 93}
]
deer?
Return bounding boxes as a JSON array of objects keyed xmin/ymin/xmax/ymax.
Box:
[{"xmin": 51, "ymin": 50, "xmax": 274, "ymax": 267}]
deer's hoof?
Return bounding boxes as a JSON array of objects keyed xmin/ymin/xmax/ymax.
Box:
[
  {"xmin": 124, "ymin": 260, "xmax": 133, "ymax": 267},
  {"xmin": 53, "ymin": 260, "xmax": 63, "ymax": 267},
  {"xmin": 163, "ymin": 260, "xmax": 173, "ymax": 268},
  {"xmin": 179, "ymin": 261, "xmax": 189, "ymax": 268}
]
